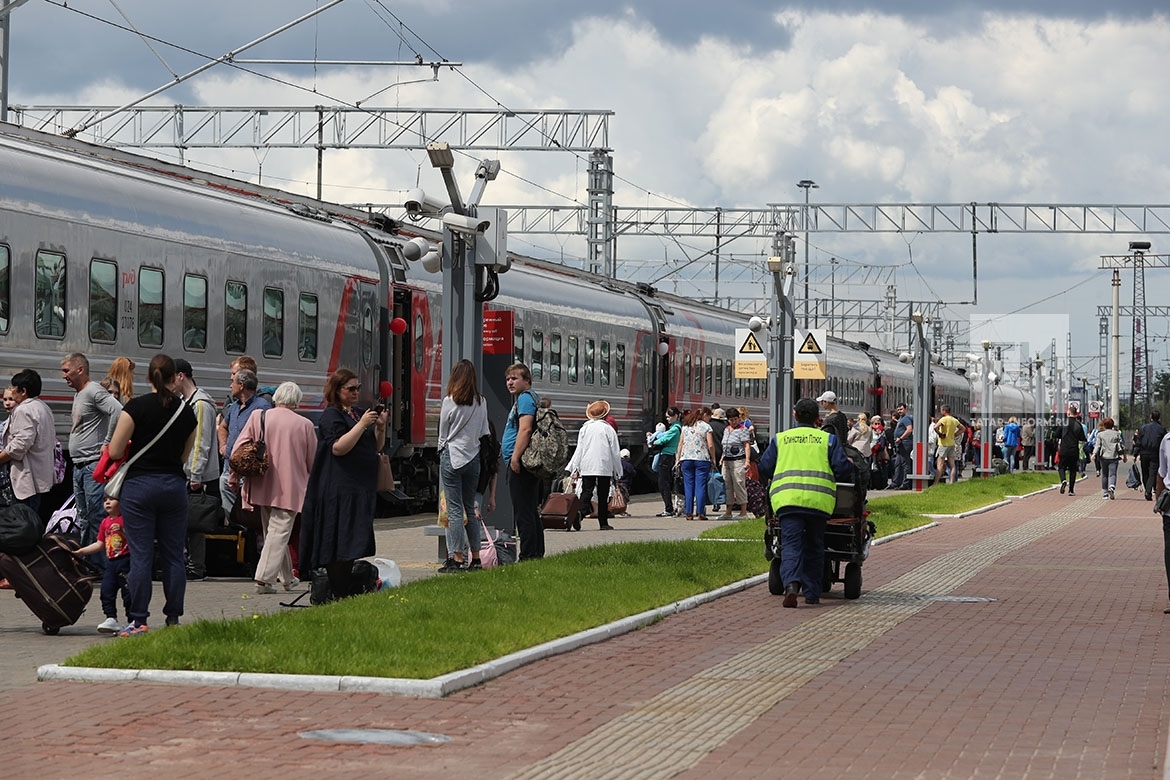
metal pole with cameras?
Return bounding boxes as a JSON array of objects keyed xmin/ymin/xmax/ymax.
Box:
[
  {"xmin": 411, "ymin": 143, "xmax": 505, "ymax": 390},
  {"xmin": 1033, "ymin": 358, "xmax": 1045, "ymax": 470},
  {"xmin": 911, "ymin": 311, "xmax": 931, "ymax": 491},
  {"xmin": 980, "ymin": 339, "xmax": 994, "ymax": 477},
  {"xmin": 765, "ymin": 232, "xmax": 797, "ymax": 436}
]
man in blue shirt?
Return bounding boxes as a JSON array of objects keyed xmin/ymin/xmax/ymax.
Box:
[
  {"xmin": 218, "ymin": 365, "xmax": 271, "ymax": 519},
  {"xmin": 891, "ymin": 403, "xmax": 914, "ymax": 489},
  {"xmin": 501, "ymin": 362, "xmax": 543, "ymax": 560}
]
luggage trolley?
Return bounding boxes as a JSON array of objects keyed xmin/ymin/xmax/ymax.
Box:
[{"xmin": 765, "ymin": 480, "xmax": 875, "ymax": 600}]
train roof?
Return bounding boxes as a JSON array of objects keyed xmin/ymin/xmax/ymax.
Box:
[{"xmin": 0, "ymin": 122, "xmax": 391, "ymax": 276}]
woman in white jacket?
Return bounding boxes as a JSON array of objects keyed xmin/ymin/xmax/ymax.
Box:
[{"xmin": 566, "ymin": 400, "xmax": 622, "ymax": 531}]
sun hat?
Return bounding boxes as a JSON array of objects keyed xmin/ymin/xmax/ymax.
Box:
[{"xmin": 586, "ymin": 400, "xmax": 611, "ymax": 420}]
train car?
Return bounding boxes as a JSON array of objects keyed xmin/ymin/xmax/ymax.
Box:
[{"xmin": 0, "ymin": 121, "xmax": 996, "ymax": 506}]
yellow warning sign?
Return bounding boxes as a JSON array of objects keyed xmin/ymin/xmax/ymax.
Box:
[
  {"xmin": 798, "ymin": 332, "xmax": 823, "ymax": 355},
  {"xmin": 738, "ymin": 332, "xmax": 764, "ymax": 355},
  {"xmin": 734, "ymin": 361, "xmax": 768, "ymax": 379}
]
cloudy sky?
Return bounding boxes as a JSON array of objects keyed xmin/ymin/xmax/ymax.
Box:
[{"xmin": 6, "ymin": 0, "xmax": 1170, "ymax": 390}]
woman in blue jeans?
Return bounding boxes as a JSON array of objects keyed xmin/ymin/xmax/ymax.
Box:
[
  {"xmin": 678, "ymin": 407, "xmax": 716, "ymax": 521},
  {"xmin": 437, "ymin": 359, "xmax": 490, "ymax": 573},
  {"xmin": 105, "ymin": 354, "xmax": 197, "ymax": 636}
]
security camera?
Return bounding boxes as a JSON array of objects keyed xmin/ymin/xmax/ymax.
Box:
[
  {"xmin": 398, "ymin": 236, "xmax": 443, "ymax": 272},
  {"xmin": 898, "ymin": 352, "xmax": 913, "ymax": 364},
  {"xmin": 401, "ymin": 236, "xmax": 432, "ymax": 262},
  {"xmin": 442, "ymin": 212, "xmax": 490, "ymax": 236},
  {"xmin": 403, "ymin": 188, "xmax": 447, "ymax": 219},
  {"xmin": 747, "ymin": 316, "xmax": 765, "ymax": 333}
]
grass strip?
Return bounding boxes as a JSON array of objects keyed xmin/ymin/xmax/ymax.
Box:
[{"xmin": 65, "ymin": 472, "xmax": 1057, "ymax": 679}]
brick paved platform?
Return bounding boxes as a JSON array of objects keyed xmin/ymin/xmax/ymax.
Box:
[{"xmin": 2, "ymin": 487, "xmax": 1168, "ymax": 779}]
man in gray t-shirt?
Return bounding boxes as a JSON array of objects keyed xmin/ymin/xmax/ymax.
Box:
[{"xmin": 61, "ymin": 353, "xmax": 123, "ymax": 563}]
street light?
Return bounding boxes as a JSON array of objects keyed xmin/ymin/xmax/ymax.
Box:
[
  {"xmin": 797, "ymin": 179, "xmax": 818, "ymax": 329},
  {"xmin": 981, "ymin": 340, "xmax": 994, "ymax": 477}
]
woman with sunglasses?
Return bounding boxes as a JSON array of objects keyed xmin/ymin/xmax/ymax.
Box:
[{"xmin": 299, "ymin": 369, "xmax": 387, "ymax": 601}]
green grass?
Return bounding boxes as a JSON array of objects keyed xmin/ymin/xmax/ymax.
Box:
[
  {"xmin": 66, "ymin": 541, "xmax": 765, "ymax": 679},
  {"xmin": 65, "ymin": 472, "xmax": 1057, "ymax": 679}
]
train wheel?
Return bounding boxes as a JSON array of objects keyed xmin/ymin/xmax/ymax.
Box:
[
  {"xmin": 768, "ymin": 558, "xmax": 784, "ymax": 596},
  {"xmin": 844, "ymin": 562, "xmax": 862, "ymax": 600}
]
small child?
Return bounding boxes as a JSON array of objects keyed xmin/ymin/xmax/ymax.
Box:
[{"xmin": 75, "ymin": 496, "xmax": 131, "ymax": 634}]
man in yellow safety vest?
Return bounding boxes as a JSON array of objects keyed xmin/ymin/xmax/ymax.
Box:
[{"xmin": 760, "ymin": 398, "xmax": 854, "ymax": 607}]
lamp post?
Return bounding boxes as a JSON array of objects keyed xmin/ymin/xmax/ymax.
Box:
[
  {"xmin": 981, "ymin": 339, "xmax": 994, "ymax": 477},
  {"xmin": 797, "ymin": 179, "xmax": 817, "ymax": 330}
]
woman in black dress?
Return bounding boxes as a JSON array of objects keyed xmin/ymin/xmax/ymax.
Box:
[{"xmin": 299, "ymin": 369, "xmax": 387, "ymax": 600}]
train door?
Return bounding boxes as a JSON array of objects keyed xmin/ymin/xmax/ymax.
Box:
[
  {"xmin": 356, "ymin": 280, "xmax": 379, "ymax": 405},
  {"xmin": 389, "ymin": 286, "xmax": 412, "ymax": 446},
  {"xmin": 644, "ymin": 302, "xmax": 671, "ymax": 418}
]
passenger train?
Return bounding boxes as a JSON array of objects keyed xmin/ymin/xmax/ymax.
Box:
[{"xmin": 0, "ymin": 123, "xmax": 1035, "ymax": 502}]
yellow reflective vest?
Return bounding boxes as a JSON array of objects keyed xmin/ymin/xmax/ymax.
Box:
[{"xmin": 768, "ymin": 427, "xmax": 836, "ymax": 515}]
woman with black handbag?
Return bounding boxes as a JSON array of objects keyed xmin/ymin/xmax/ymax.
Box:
[
  {"xmin": 436, "ymin": 360, "xmax": 491, "ymax": 572},
  {"xmin": 104, "ymin": 354, "xmax": 197, "ymax": 636}
]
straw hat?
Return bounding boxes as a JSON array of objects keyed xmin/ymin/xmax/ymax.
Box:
[{"xmin": 586, "ymin": 400, "xmax": 611, "ymax": 420}]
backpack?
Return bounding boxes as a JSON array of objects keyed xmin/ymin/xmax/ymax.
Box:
[{"xmin": 518, "ymin": 392, "xmax": 569, "ymax": 480}]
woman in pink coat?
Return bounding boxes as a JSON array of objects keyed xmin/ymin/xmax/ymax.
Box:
[{"xmin": 232, "ymin": 382, "xmax": 317, "ymax": 594}]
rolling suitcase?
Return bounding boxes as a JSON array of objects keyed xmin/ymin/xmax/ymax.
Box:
[
  {"xmin": 0, "ymin": 534, "xmax": 97, "ymax": 634},
  {"xmin": 540, "ymin": 492, "xmax": 581, "ymax": 530}
]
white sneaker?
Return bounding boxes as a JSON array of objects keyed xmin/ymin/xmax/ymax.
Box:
[
  {"xmin": 282, "ymin": 577, "xmax": 300, "ymax": 592},
  {"xmin": 255, "ymin": 582, "xmax": 277, "ymax": 594},
  {"xmin": 97, "ymin": 616, "xmax": 121, "ymax": 634}
]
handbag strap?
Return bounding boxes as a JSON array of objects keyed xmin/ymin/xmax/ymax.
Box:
[
  {"xmin": 121, "ymin": 397, "xmax": 186, "ymax": 472},
  {"xmin": 258, "ymin": 409, "xmax": 267, "ymax": 444}
]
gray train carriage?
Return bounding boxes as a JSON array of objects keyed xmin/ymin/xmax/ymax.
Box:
[
  {"xmin": 0, "ymin": 124, "xmax": 396, "ymax": 442},
  {"xmin": 483, "ymin": 261, "xmax": 654, "ymax": 451}
]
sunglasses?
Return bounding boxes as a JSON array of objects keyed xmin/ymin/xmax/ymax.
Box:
[{"xmin": 343, "ymin": 384, "xmax": 361, "ymax": 392}]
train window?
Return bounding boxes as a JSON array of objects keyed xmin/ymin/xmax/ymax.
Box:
[
  {"xmin": 88, "ymin": 259, "xmax": 118, "ymax": 343},
  {"xmin": 691, "ymin": 355, "xmax": 700, "ymax": 395},
  {"xmin": 715, "ymin": 359, "xmax": 722, "ymax": 392},
  {"xmin": 550, "ymin": 333, "xmax": 562, "ymax": 382},
  {"xmin": 684, "ymin": 354, "xmax": 691, "ymax": 395},
  {"xmin": 137, "ymin": 266, "xmax": 164, "ymax": 347},
  {"xmin": 615, "ymin": 343, "xmax": 626, "ymax": 387},
  {"xmin": 531, "ymin": 330, "xmax": 543, "ymax": 381},
  {"xmin": 298, "ymin": 293, "xmax": 318, "ymax": 361},
  {"xmin": 181, "ymin": 274, "xmax": 207, "ymax": 351},
  {"xmin": 705, "ymin": 356, "xmax": 713, "ymax": 395},
  {"xmin": 35, "ymin": 250, "xmax": 66, "ymax": 339},
  {"xmin": 413, "ymin": 313, "xmax": 424, "ymax": 372},
  {"xmin": 361, "ymin": 304, "xmax": 373, "ymax": 366},
  {"xmin": 514, "ymin": 327, "xmax": 524, "ymax": 365},
  {"xmin": 263, "ymin": 287, "xmax": 285, "ymax": 358},
  {"xmin": 224, "ymin": 281, "xmax": 247, "ymax": 354},
  {"xmin": 584, "ymin": 338, "xmax": 595, "ymax": 385},
  {"xmin": 600, "ymin": 341, "xmax": 610, "ymax": 387},
  {"xmin": 568, "ymin": 335, "xmax": 578, "ymax": 383}
]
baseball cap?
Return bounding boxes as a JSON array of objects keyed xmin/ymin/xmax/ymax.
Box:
[
  {"xmin": 620, "ymin": 448, "xmax": 630, "ymax": 459},
  {"xmin": 815, "ymin": 390, "xmax": 836, "ymax": 404}
]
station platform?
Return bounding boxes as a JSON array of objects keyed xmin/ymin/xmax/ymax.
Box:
[{"xmin": 2, "ymin": 486, "xmax": 1169, "ymax": 778}]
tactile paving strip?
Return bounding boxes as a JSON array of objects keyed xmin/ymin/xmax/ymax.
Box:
[{"xmin": 510, "ymin": 503, "xmax": 1092, "ymax": 780}]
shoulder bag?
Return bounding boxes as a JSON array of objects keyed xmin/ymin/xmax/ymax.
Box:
[
  {"xmin": 104, "ymin": 400, "xmax": 186, "ymax": 499},
  {"xmin": 229, "ymin": 410, "xmax": 269, "ymax": 477}
]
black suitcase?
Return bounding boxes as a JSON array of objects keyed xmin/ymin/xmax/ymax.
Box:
[
  {"xmin": 0, "ymin": 534, "xmax": 97, "ymax": 634},
  {"xmin": 540, "ymin": 492, "xmax": 581, "ymax": 530}
]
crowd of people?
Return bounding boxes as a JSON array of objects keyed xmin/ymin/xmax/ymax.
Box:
[{"xmin": 8, "ymin": 346, "xmax": 1170, "ymax": 628}]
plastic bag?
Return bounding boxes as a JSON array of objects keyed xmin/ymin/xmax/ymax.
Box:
[{"xmin": 373, "ymin": 558, "xmax": 401, "ymax": 589}]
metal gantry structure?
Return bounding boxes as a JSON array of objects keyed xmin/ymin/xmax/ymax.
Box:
[
  {"xmin": 1099, "ymin": 250, "xmax": 1170, "ymax": 422},
  {"xmin": 13, "ymin": 104, "xmax": 1170, "ymax": 365}
]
